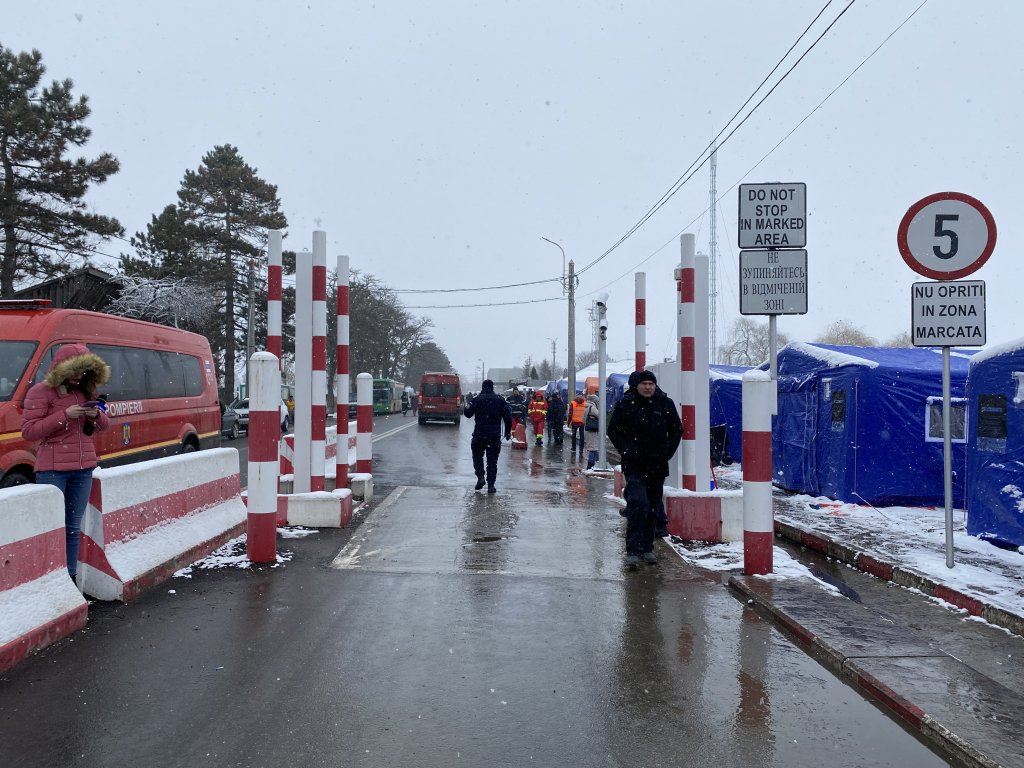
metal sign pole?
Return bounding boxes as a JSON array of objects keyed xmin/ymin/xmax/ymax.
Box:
[{"xmin": 942, "ymin": 346, "xmax": 954, "ymax": 568}]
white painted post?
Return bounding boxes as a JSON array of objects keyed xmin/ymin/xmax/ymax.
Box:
[{"xmin": 293, "ymin": 248, "xmax": 312, "ymax": 493}]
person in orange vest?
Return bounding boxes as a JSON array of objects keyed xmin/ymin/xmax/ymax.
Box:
[
  {"xmin": 527, "ymin": 390, "xmax": 548, "ymax": 446},
  {"xmin": 567, "ymin": 392, "xmax": 587, "ymax": 458}
]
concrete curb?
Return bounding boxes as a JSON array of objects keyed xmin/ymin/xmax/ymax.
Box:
[
  {"xmin": 728, "ymin": 576, "xmax": 1000, "ymax": 768},
  {"xmin": 772, "ymin": 518, "xmax": 1024, "ymax": 639}
]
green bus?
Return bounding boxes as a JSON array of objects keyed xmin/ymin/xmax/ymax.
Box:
[{"xmin": 372, "ymin": 378, "xmax": 404, "ymax": 415}]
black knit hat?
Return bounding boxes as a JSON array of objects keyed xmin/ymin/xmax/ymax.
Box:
[
  {"xmin": 635, "ymin": 370, "xmax": 657, "ymax": 385},
  {"xmin": 481, "ymin": 379, "xmax": 495, "ymax": 392}
]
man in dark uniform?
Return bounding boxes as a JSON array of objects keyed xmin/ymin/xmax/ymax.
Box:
[
  {"xmin": 607, "ymin": 370, "xmax": 682, "ymax": 568},
  {"xmin": 464, "ymin": 379, "xmax": 513, "ymax": 493}
]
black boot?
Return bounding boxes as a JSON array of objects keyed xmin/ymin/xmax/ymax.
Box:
[{"xmin": 475, "ymin": 476, "xmax": 485, "ymax": 490}]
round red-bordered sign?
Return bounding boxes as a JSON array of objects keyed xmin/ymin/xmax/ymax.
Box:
[{"xmin": 897, "ymin": 192, "xmax": 996, "ymax": 280}]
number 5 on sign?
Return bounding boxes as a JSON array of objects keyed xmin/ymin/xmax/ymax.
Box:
[{"xmin": 898, "ymin": 192, "xmax": 996, "ymax": 280}]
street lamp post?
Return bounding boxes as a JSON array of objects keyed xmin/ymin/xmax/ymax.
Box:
[
  {"xmin": 596, "ymin": 293, "xmax": 608, "ymax": 470},
  {"xmin": 542, "ymin": 237, "xmax": 575, "ymax": 398}
]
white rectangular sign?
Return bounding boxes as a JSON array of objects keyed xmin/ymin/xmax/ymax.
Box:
[
  {"xmin": 911, "ymin": 280, "xmax": 986, "ymax": 346},
  {"xmin": 738, "ymin": 182, "xmax": 807, "ymax": 249},
  {"xmin": 739, "ymin": 249, "xmax": 808, "ymax": 315}
]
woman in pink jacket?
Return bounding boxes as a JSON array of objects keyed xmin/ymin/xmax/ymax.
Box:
[{"xmin": 21, "ymin": 344, "xmax": 111, "ymax": 581}]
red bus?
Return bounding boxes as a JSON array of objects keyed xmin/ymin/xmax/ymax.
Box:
[{"xmin": 0, "ymin": 302, "xmax": 221, "ymax": 488}]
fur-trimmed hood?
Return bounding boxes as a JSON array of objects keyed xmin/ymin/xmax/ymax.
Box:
[{"xmin": 44, "ymin": 343, "xmax": 111, "ymax": 389}]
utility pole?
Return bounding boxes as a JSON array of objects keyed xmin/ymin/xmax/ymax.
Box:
[
  {"xmin": 709, "ymin": 142, "xmax": 719, "ymax": 363},
  {"xmin": 550, "ymin": 338, "xmax": 557, "ymax": 378},
  {"xmin": 567, "ymin": 259, "xmax": 577, "ymax": 398}
]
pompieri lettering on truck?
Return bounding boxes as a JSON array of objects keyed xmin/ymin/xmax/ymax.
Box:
[{"xmin": 0, "ymin": 301, "xmax": 222, "ymax": 489}]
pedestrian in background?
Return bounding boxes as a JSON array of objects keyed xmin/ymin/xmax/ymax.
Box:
[
  {"xmin": 21, "ymin": 343, "xmax": 111, "ymax": 581},
  {"xmin": 527, "ymin": 390, "xmax": 547, "ymax": 446},
  {"xmin": 546, "ymin": 391, "xmax": 566, "ymax": 446},
  {"xmin": 567, "ymin": 392, "xmax": 587, "ymax": 458},
  {"xmin": 507, "ymin": 387, "xmax": 528, "ymax": 434},
  {"xmin": 607, "ymin": 370, "xmax": 682, "ymax": 569},
  {"xmin": 463, "ymin": 379, "xmax": 512, "ymax": 493}
]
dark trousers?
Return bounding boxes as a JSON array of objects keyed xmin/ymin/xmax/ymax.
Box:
[
  {"xmin": 570, "ymin": 424, "xmax": 584, "ymax": 451},
  {"xmin": 623, "ymin": 472, "xmax": 664, "ymax": 556},
  {"xmin": 547, "ymin": 422, "xmax": 563, "ymax": 444},
  {"xmin": 471, "ymin": 435, "xmax": 503, "ymax": 483}
]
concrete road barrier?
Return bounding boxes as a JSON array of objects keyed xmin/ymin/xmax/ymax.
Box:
[
  {"xmin": 77, "ymin": 448, "xmax": 246, "ymax": 602},
  {"xmin": 0, "ymin": 484, "xmax": 88, "ymax": 672}
]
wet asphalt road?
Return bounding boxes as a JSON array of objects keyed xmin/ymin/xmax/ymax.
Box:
[{"xmin": 0, "ymin": 413, "xmax": 950, "ymax": 767}]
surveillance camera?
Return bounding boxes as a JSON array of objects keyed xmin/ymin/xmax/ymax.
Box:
[
  {"xmin": 599, "ymin": 318, "xmax": 608, "ymax": 331},
  {"xmin": 596, "ymin": 292, "xmax": 609, "ymax": 308}
]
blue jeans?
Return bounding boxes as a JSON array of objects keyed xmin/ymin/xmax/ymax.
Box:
[{"xmin": 36, "ymin": 469, "xmax": 94, "ymax": 578}]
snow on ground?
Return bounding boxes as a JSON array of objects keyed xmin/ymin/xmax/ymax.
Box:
[
  {"xmin": 608, "ymin": 465, "xmax": 1024, "ymax": 619},
  {"xmin": 172, "ymin": 527, "xmax": 318, "ymax": 578},
  {"xmin": 713, "ymin": 465, "xmax": 1024, "ymax": 619}
]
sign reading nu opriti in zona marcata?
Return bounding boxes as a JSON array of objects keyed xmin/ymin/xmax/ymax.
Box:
[
  {"xmin": 740, "ymin": 249, "xmax": 808, "ymax": 316},
  {"xmin": 911, "ymin": 280, "xmax": 986, "ymax": 346}
]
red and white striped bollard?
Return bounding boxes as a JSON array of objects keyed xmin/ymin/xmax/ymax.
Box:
[
  {"xmin": 335, "ymin": 254, "xmax": 350, "ymax": 489},
  {"xmin": 742, "ymin": 369, "xmax": 775, "ymax": 575},
  {"xmin": 677, "ymin": 234, "xmax": 697, "ymax": 491},
  {"xmin": 634, "ymin": 271, "xmax": 646, "ymax": 372},
  {"xmin": 247, "ymin": 352, "xmax": 280, "ymax": 563},
  {"xmin": 267, "ymin": 230, "xmax": 283, "ymax": 367},
  {"xmin": 356, "ymin": 372, "xmax": 372, "ymax": 474},
  {"xmin": 311, "ymin": 231, "xmax": 328, "ymax": 491}
]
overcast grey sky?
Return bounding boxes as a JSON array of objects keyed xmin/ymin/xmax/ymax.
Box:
[{"xmin": 7, "ymin": 1, "xmax": 1022, "ymax": 381}]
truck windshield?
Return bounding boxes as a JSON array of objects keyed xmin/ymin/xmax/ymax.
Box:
[{"xmin": 0, "ymin": 341, "xmax": 38, "ymax": 402}]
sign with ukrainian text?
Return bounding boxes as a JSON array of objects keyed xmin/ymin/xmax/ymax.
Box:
[
  {"xmin": 739, "ymin": 249, "xmax": 808, "ymax": 315},
  {"xmin": 738, "ymin": 182, "xmax": 807, "ymax": 249},
  {"xmin": 911, "ymin": 280, "xmax": 986, "ymax": 346}
]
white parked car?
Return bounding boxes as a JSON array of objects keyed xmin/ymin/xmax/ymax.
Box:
[{"xmin": 229, "ymin": 398, "xmax": 290, "ymax": 433}]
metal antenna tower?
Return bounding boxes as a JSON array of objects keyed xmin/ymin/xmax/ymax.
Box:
[{"xmin": 708, "ymin": 141, "xmax": 719, "ymax": 363}]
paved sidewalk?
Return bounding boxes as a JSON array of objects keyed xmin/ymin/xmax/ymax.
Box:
[{"xmin": 670, "ymin": 466, "xmax": 1024, "ymax": 768}]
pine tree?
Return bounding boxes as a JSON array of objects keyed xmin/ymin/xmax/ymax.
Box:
[
  {"xmin": 0, "ymin": 45, "xmax": 122, "ymax": 294},
  {"xmin": 173, "ymin": 145, "xmax": 286, "ymax": 397}
]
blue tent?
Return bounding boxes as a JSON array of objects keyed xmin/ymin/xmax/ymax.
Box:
[
  {"xmin": 965, "ymin": 340, "xmax": 1024, "ymax": 547},
  {"xmin": 606, "ymin": 372, "xmax": 631, "ymax": 414},
  {"xmin": 771, "ymin": 343, "xmax": 974, "ymax": 507},
  {"xmin": 710, "ymin": 365, "xmax": 749, "ymax": 463},
  {"xmin": 546, "ymin": 378, "xmax": 584, "ymax": 401}
]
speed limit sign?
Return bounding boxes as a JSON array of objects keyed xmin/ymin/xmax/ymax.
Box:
[{"xmin": 897, "ymin": 192, "xmax": 996, "ymax": 279}]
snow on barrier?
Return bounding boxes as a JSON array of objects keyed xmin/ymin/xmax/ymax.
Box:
[
  {"xmin": 0, "ymin": 484, "xmax": 89, "ymax": 672},
  {"xmin": 613, "ymin": 465, "xmax": 623, "ymax": 498},
  {"xmin": 77, "ymin": 448, "xmax": 246, "ymax": 602}
]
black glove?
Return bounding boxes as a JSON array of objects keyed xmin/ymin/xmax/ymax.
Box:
[{"xmin": 504, "ymin": 432, "xmax": 512, "ymax": 441}]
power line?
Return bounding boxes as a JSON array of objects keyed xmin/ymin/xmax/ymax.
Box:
[
  {"xmin": 393, "ymin": 277, "xmax": 561, "ymax": 293},
  {"xmin": 580, "ymin": 0, "xmax": 920, "ymax": 300},
  {"xmin": 402, "ymin": 297, "xmax": 563, "ymax": 309},
  {"xmin": 577, "ymin": 0, "xmax": 857, "ymax": 277}
]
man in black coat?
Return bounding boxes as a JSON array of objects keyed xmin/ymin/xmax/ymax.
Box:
[
  {"xmin": 607, "ymin": 370, "xmax": 682, "ymax": 567},
  {"xmin": 545, "ymin": 391, "xmax": 566, "ymax": 445},
  {"xmin": 464, "ymin": 379, "xmax": 513, "ymax": 493}
]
